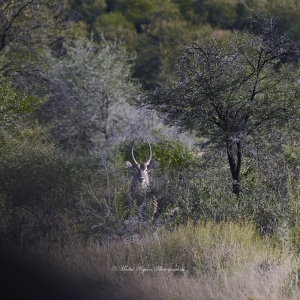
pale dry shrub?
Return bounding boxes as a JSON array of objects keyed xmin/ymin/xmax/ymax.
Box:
[{"xmin": 13, "ymin": 222, "xmax": 300, "ymax": 300}]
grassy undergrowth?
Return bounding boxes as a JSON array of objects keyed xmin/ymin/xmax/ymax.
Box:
[{"xmin": 9, "ymin": 221, "xmax": 300, "ymax": 300}]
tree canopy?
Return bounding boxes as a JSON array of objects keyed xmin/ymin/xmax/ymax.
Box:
[
  {"xmin": 38, "ymin": 38, "xmax": 140, "ymax": 150},
  {"xmin": 141, "ymin": 14, "xmax": 300, "ymax": 195},
  {"xmin": 0, "ymin": 0, "xmax": 66, "ymax": 87},
  {"xmin": 68, "ymin": 0, "xmax": 300, "ymax": 89}
]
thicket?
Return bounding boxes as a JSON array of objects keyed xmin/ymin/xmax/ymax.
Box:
[
  {"xmin": 2, "ymin": 5, "xmax": 300, "ymax": 299},
  {"xmin": 2, "ymin": 129, "xmax": 300, "ymax": 246},
  {"xmin": 68, "ymin": 0, "xmax": 300, "ymax": 89}
]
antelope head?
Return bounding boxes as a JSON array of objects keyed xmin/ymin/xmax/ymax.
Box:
[{"xmin": 125, "ymin": 140, "xmax": 158, "ymax": 188}]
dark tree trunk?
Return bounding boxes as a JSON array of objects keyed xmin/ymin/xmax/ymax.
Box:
[{"xmin": 226, "ymin": 140, "xmax": 242, "ymax": 195}]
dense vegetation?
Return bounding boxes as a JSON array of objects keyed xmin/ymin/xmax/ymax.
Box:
[
  {"xmin": 68, "ymin": 0, "xmax": 300, "ymax": 89},
  {"xmin": 2, "ymin": 0, "xmax": 300, "ymax": 298}
]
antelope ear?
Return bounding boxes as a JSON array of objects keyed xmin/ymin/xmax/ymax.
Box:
[
  {"xmin": 125, "ymin": 161, "xmax": 133, "ymax": 169},
  {"xmin": 148, "ymin": 160, "xmax": 158, "ymax": 171}
]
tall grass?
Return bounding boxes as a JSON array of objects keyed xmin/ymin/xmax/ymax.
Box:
[{"xmin": 13, "ymin": 221, "xmax": 300, "ymax": 300}]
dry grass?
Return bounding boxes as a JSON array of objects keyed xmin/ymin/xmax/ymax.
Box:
[{"xmin": 10, "ymin": 221, "xmax": 300, "ymax": 300}]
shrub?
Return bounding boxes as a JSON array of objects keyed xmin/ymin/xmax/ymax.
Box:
[{"xmin": 0, "ymin": 129, "xmax": 88, "ymax": 242}]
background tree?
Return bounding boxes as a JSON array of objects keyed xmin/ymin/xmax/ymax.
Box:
[
  {"xmin": 142, "ymin": 14, "xmax": 300, "ymax": 195},
  {"xmin": 38, "ymin": 38, "xmax": 148, "ymax": 150},
  {"xmin": 0, "ymin": 78, "xmax": 41, "ymax": 130},
  {"xmin": 67, "ymin": 0, "xmax": 300, "ymax": 90},
  {"xmin": 0, "ymin": 0, "xmax": 67, "ymax": 88},
  {"xmin": 68, "ymin": 0, "xmax": 214, "ymax": 89},
  {"xmin": 264, "ymin": 0, "xmax": 300, "ymax": 39}
]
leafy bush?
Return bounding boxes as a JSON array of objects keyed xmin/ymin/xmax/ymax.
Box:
[
  {"xmin": 69, "ymin": 139, "xmax": 202, "ymax": 238},
  {"xmin": 116, "ymin": 138, "xmax": 198, "ymax": 171},
  {"xmin": 0, "ymin": 78, "xmax": 41, "ymax": 128},
  {"xmin": 84, "ymin": 139, "xmax": 293, "ymax": 237},
  {"xmin": 1, "ymin": 131, "xmax": 298, "ymax": 244},
  {"xmin": 0, "ymin": 129, "xmax": 89, "ymax": 242}
]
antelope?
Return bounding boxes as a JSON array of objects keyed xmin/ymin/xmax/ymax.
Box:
[{"xmin": 125, "ymin": 140, "xmax": 158, "ymax": 188}]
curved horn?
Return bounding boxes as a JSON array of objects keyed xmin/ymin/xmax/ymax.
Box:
[
  {"xmin": 130, "ymin": 140, "xmax": 138, "ymax": 165},
  {"xmin": 145, "ymin": 140, "xmax": 152, "ymax": 165}
]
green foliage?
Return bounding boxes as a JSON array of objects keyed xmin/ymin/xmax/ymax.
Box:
[
  {"xmin": 118, "ymin": 138, "xmax": 198, "ymax": 170},
  {"xmin": 5, "ymin": 0, "xmax": 300, "ymax": 247},
  {"xmin": 94, "ymin": 11, "xmax": 135, "ymax": 30},
  {"xmin": 69, "ymin": 0, "xmax": 107, "ymax": 27},
  {"xmin": 92, "ymin": 137, "xmax": 293, "ymax": 237},
  {"xmin": 66, "ymin": 0, "xmax": 300, "ymax": 89},
  {"xmin": 99, "ymin": 0, "xmax": 187, "ymax": 89},
  {"xmin": 264, "ymin": 0, "xmax": 300, "ymax": 39},
  {"xmin": 154, "ymin": 140, "xmax": 197, "ymax": 170},
  {"xmin": 0, "ymin": 0, "xmax": 67, "ymax": 88},
  {"xmin": 105, "ymin": 0, "xmax": 155, "ymax": 31},
  {"xmin": 142, "ymin": 15, "xmax": 300, "ymax": 195},
  {"xmin": 0, "ymin": 130, "xmax": 298, "ymax": 243},
  {"xmin": 191, "ymin": 0, "xmax": 254, "ymax": 28},
  {"xmin": 39, "ymin": 38, "xmax": 140, "ymax": 150},
  {"xmin": 0, "ymin": 129, "xmax": 89, "ymax": 241},
  {"xmin": 288, "ymin": 224, "xmax": 300, "ymax": 253},
  {"xmin": 283, "ymin": 144, "xmax": 300, "ymax": 165},
  {"xmin": 0, "ymin": 78, "xmax": 41, "ymax": 128}
]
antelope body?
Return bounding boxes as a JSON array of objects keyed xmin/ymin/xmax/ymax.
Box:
[{"xmin": 125, "ymin": 140, "xmax": 158, "ymax": 188}]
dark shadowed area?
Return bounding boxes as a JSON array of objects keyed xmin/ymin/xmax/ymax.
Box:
[{"xmin": 0, "ymin": 250, "xmax": 115, "ymax": 300}]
